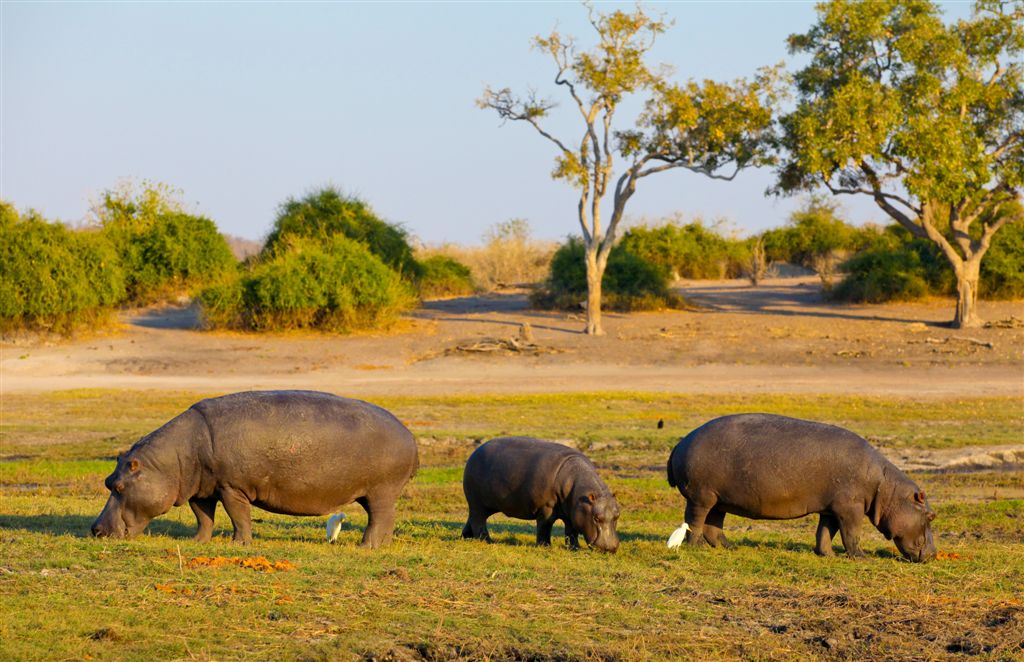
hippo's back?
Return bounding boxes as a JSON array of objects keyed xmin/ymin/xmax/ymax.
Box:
[
  {"xmin": 668, "ymin": 414, "xmax": 882, "ymax": 505},
  {"xmin": 192, "ymin": 391, "xmax": 417, "ymax": 502},
  {"xmin": 464, "ymin": 437, "xmax": 581, "ymax": 517}
]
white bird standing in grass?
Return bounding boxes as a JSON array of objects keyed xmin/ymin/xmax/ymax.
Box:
[
  {"xmin": 326, "ymin": 513, "xmax": 347, "ymax": 542},
  {"xmin": 667, "ymin": 522, "xmax": 690, "ymax": 548}
]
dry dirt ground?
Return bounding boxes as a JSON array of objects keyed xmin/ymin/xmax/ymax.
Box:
[{"xmin": 2, "ymin": 277, "xmax": 1021, "ymax": 398}]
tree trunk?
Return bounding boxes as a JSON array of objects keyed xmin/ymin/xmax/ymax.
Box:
[
  {"xmin": 584, "ymin": 247, "xmax": 605, "ymax": 336},
  {"xmin": 953, "ymin": 260, "xmax": 982, "ymax": 329}
]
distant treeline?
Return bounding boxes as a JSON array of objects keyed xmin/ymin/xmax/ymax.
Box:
[
  {"xmin": 2, "ymin": 185, "xmax": 1021, "ymax": 335},
  {"xmin": 0, "ymin": 184, "xmax": 474, "ymax": 335},
  {"xmin": 531, "ymin": 198, "xmax": 1024, "ymax": 312}
]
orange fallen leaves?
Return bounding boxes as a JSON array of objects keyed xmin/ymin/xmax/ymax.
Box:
[
  {"xmin": 935, "ymin": 550, "xmax": 962, "ymax": 561},
  {"xmin": 186, "ymin": 555, "xmax": 297, "ymax": 572}
]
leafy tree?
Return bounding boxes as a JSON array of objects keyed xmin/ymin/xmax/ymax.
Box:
[
  {"xmin": 479, "ymin": 5, "xmax": 780, "ymax": 334},
  {"xmin": 263, "ymin": 187, "xmax": 419, "ymax": 279},
  {"xmin": 777, "ymin": 0, "xmax": 1023, "ymax": 327}
]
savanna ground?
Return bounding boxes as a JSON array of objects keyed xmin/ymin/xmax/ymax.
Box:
[{"xmin": 1, "ymin": 278, "xmax": 1023, "ymax": 660}]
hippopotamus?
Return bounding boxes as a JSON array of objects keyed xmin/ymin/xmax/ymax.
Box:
[
  {"xmin": 92, "ymin": 390, "xmax": 418, "ymax": 548},
  {"xmin": 462, "ymin": 437, "xmax": 620, "ymax": 552},
  {"xmin": 667, "ymin": 413, "xmax": 937, "ymax": 562}
]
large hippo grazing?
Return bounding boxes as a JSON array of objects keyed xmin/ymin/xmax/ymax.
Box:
[
  {"xmin": 462, "ymin": 437, "xmax": 620, "ymax": 552},
  {"xmin": 92, "ymin": 391, "xmax": 418, "ymax": 548},
  {"xmin": 667, "ymin": 414, "xmax": 937, "ymax": 562}
]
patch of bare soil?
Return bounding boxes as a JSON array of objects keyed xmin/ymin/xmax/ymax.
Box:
[{"xmin": 1, "ymin": 278, "xmax": 1021, "ymax": 397}]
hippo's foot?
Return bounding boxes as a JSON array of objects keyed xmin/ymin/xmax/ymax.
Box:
[
  {"xmin": 707, "ymin": 533, "xmax": 732, "ymax": 549},
  {"xmin": 192, "ymin": 531, "xmax": 213, "ymax": 543},
  {"xmin": 844, "ymin": 548, "xmax": 866, "ymax": 560}
]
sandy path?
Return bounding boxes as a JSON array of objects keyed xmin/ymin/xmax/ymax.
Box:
[{"xmin": 2, "ymin": 278, "xmax": 1022, "ymax": 398}]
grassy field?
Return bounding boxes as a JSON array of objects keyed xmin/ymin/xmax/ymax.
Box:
[{"xmin": 1, "ymin": 390, "xmax": 1022, "ymax": 660}]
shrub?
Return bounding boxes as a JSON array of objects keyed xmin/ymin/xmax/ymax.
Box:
[
  {"xmin": 831, "ymin": 220, "xmax": 1024, "ymax": 303},
  {"xmin": 759, "ymin": 197, "xmax": 868, "ymax": 287},
  {"xmin": 1, "ymin": 203, "xmax": 126, "ymax": 333},
  {"xmin": 200, "ymin": 235, "xmax": 415, "ymax": 332},
  {"xmin": 417, "ymin": 255, "xmax": 475, "ymax": 298},
  {"xmin": 263, "ymin": 187, "xmax": 420, "ymax": 279},
  {"xmin": 619, "ymin": 219, "xmax": 749, "ymax": 280},
  {"xmin": 831, "ymin": 248, "xmax": 932, "ymax": 303},
  {"xmin": 97, "ymin": 181, "xmax": 236, "ymax": 304},
  {"xmin": 530, "ymin": 237, "xmax": 685, "ymax": 311},
  {"xmin": 980, "ymin": 221, "xmax": 1024, "ymax": 300}
]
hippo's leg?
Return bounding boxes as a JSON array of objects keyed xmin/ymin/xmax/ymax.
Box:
[
  {"xmin": 683, "ymin": 498, "xmax": 713, "ymax": 547},
  {"xmin": 465, "ymin": 508, "xmax": 492, "ymax": 542},
  {"xmin": 834, "ymin": 504, "xmax": 866, "ymax": 559},
  {"xmin": 189, "ymin": 497, "xmax": 217, "ymax": 542},
  {"xmin": 815, "ymin": 513, "xmax": 839, "ymax": 556},
  {"xmin": 219, "ymin": 487, "xmax": 253, "ymax": 544},
  {"xmin": 564, "ymin": 520, "xmax": 580, "ymax": 550},
  {"xmin": 536, "ymin": 514, "xmax": 557, "ymax": 546},
  {"xmin": 702, "ymin": 505, "xmax": 731, "ymax": 549},
  {"xmin": 357, "ymin": 488, "xmax": 400, "ymax": 549}
]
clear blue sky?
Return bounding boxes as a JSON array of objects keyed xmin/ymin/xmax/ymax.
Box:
[{"xmin": 2, "ymin": 1, "xmax": 971, "ymax": 244}]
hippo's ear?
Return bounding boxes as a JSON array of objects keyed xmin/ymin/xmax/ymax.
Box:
[
  {"xmin": 914, "ymin": 490, "xmax": 926, "ymax": 505},
  {"xmin": 128, "ymin": 458, "xmax": 140, "ymax": 473}
]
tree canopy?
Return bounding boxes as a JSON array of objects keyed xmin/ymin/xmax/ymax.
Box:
[
  {"xmin": 480, "ymin": 4, "xmax": 781, "ymax": 334},
  {"xmin": 777, "ymin": 0, "xmax": 1023, "ymax": 326}
]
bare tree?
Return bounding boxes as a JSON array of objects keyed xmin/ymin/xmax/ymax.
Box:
[{"xmin": 479, "ymin": 4, "xmax": 780, "ymax": 335}]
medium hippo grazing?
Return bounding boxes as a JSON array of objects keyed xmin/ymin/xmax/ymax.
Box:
[
  {"xmin": 92, "ymin": 390, "xmax": 418, "ymax": 548},
  {"xmin": 462, "ymin": 437, "xmax": 620, "ymax": 552},
  {"xmin": 667, "ymin": 414, "xmax": 937, "ymax": 562}
]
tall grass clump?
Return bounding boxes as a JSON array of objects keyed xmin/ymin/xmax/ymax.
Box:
[
  {"xmin": 0, "ymin": 202, "xmax": 126, "ymax": 334},
  {"xmin": 263, "ymin": 187, "xmax": 420, "ymax": 279},
  {"xmin": 530, "ymin": 237, "xmax": 686, "ymax": 311},
  {"xmin": 96, "ymin": 181, "xmax": 236, "ymax": 304},
  {"xmin": 200, "ymin": 235, "xmax": 415, "ymax": 332},
  {"xmin": 619, "ymin": 217, "xmax": 750, "ymax": 280},
  {"xmin": 418, "ymin": 219, "xmax": 556, "ymax": 291},
  {"xmin": 416, "ymin": 255, "xmax": 475, "ymax": 299}
]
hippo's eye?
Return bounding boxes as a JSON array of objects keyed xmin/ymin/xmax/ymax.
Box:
[
  {"xmin": 594, "ymin": 515, "xmax": 603, "ymax": 524},
  {"xmin": 114, "ymin": 482, "xmax": 125, "ymax": 494}
]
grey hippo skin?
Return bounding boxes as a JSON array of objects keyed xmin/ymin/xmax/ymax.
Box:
[
  {"xmin": 92, "ymin": 390, "xmax": 418, "ymax": 548},
  {"xmin": 462, "ymin": 437, "xmax": 620, "ymax": 552},
  {"xmin": 667, "ymin": 414, "xmax": 937, "ymax": 562}
]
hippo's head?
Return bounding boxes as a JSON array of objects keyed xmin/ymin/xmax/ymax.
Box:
[
  {"xmin": 571, "ymin": 492, "xmax": 620, "ymax": 553},
  {"xmin": 874, "ymin": 482, "xmax": 937, "ymax": 563},
  {"xmin": 92, "ymin": 452, "xmax": 178, "ymax": 538}
]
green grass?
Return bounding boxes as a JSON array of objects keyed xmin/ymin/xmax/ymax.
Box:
[{"xmin": 1, "ymin": 390, "xmax": 1022, "ymax": 659}]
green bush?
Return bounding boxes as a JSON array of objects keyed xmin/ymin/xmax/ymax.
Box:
[
  {"xmin": 97, "ymin": 182, "xmax": 236, "ymax": 304},
  {"xmin": 417, "ymin": 255, "xmax": 475, "ymax": 298},
  {"xmin": 263, "ymin": 187, "xmax": 420, "ymax": 279},
  {"xmin": 530, "ymin": 237, "xmax": 685, "ymax": 311},
  {"xmin": 980, "ymin": 221, "xmax": 1024, "ymax": 300},
  {"xmin": 830, "ymin": 248, "xmax": 931, "ymax": 303},
  {"xmin": 1, "ymin": 203, "xmax": 126, "ymax": 333},
  {"xmin": 618, "ymin": 221, "xmax": 749, "ymax": 279},
  {"xmin": 200, "ymin": 235, "xmax": 415, "ymax": 332},
  {"xmin": 833, "ymin": 221, "xmax": 1024, "ymax": 303}
]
